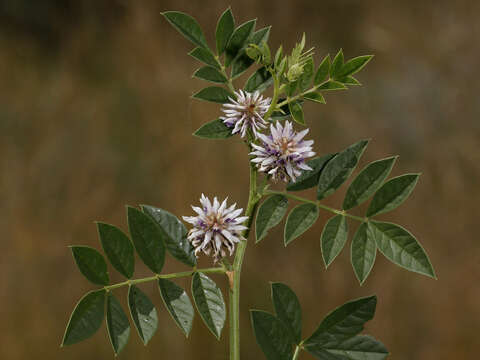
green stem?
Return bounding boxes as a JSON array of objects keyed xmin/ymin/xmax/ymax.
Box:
[
  {"xmin": 103, "ymin": 267, "xmax": 226, "ymax": 291},
  {"xmin": 276, "ymin": 78, "xmax": 331, "ymax": 109},
  {"xmin": 264, "ymin": 190, "xmax": 366, "ymax": 222},
  {"xmin": 229, "ymin": 159, "xmax": 260, "ymax": 360},
  {"xmin": 215, "ymin": 55, "xmax": 236, "ymax": 93},
  {"xmin": 292, "ymin": 344, "xmax": 302, "ymax": 360},
  {"xmin": 264, "ymin": 72, "xmax": 280, "ymax": 120}
]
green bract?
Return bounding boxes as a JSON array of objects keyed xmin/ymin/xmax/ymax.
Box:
[{"xmin": 62, "ymin": 7, "xmax": 434, "ymax": 359}]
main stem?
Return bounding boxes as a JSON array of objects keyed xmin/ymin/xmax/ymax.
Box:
[{"xmin": 229, "ymin": 160, "xmax": 259, "ymax": 360}]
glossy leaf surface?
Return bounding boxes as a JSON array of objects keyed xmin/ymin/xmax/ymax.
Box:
[
  {"xmin": 97, "ymin": 222, "xmax": 134, "ymax": 279},
  {"xmin": 62, "ymin": 290, "xmax": 106, "ymax": 346},
  {"xmin": 321, "ymin": 215, "xmax": 349, "ymax": 268},
  {"xmin": 317, "ymin": 140, "xmax": 369, "ymax": 200},
  {"xmin": 141, "ymin": 205, "xmax": 196, "ymax": 267},
  {"xmin": 158, "ymin": 279, "xmax": 194, "ymax": 337},
  {"xmin": 255, "ymin": 195, "xmax": 288, "ymax": 243},
  {"xmin": 128, "ymin": 285, "xmax": 158, "ymax": 345},
  {"xmin": 70, "ymin": 246, "xmax": 109, "ymax": 286},
  {"xmin": 271, "ymin": 282, "xmax": 302, "ymax": 344},
  {"xmin": 284, "ymin": 203, "xmax": 319, "ymax": 246},
  {"xmin": 251, "ymin": 310, "xmax": 293, "ymax": 360},
  {"xmin": 106, "ymin": 293, "xmax": 130, "ymax": 355},
  {"xmin": 351, "ymin": 222, "xmax": 377, "ymax": 285},
  {"xmin": 192, "ymin": 272, "xmax": 226, "ymax": 339},
  {"xmin": 127, "ymin": 206, "xmax": 165, "ymax": 274},
  {"xmin": 368, "ymin": 221, "xmax": 435, "ymax": 278}
]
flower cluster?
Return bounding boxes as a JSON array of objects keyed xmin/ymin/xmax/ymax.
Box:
[
  {"xmin": 250, "ymin": 121, "xmax": 315, "ymax": 182},
  {"xmin": 221, "ymin": 90, "xmax": 270, "ymax": 138},
  {"xmin": 182, "ymin": 195, "xmax": 248, "ymax": 262}
]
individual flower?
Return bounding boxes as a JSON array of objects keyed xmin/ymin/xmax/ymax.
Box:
[
  {"xmin": 182, "ymin": 194, "xmax": 248, "ymax": 262},
  {"xmin": 250, "ymin": 120, "xmax": 316, "ymax": 182},
  {"xmin": 220, "ymin": 90, "xmax": 271, "ymax": 138}
]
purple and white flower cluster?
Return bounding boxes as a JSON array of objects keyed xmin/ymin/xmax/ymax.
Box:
[
  {"xmin": 250, "ymin": 121, "xmax": 315, "ymax": 182},
  {"xmin": 182, "ymin": 194, "xmax": 248, "ymax": 263},
  {"xmin": 221, "ymin": 90, "xmax": 270, "ymax": 138}
]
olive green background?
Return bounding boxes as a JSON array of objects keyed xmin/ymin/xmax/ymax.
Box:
[{"xmin": 1, "ymin": 1, "xmax": 478, "ymax": 359}]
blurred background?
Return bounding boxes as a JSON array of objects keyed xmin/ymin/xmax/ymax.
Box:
[{"xmin": 1, "ymin": 0, "xmax": 478, "ymax": 359}]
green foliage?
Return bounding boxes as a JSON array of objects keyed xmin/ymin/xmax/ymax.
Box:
[
  {"xmin": 368, "ymin": 221, "xmax": 435, "ymax": 278},
  {"xmin": 351, "ymin": 223, "xmax": 377, "ymax": 285},
  {"xmin": 287, "ymin": 154, "xmax": 336, "ymax": 191},
  {"xmin": 303, "ymin": 92, "xmax": 326, "ymax": 104},
  {"xmin": 97, "ymin": 222, "xmax": 134, "ymax": 279},
  {"xmin": 250, "ymin": 310, "xmax": 293, "ymax": 360},
  {"xmin": 232, "ymin": 26, "xmax": 271, "ymax": 78},
  {"xmin": 191, "ymin": 272, "xmax": 226, "ymax": 339},
  {"xmin": 141, "ymin": 205, "xmax": 196, "ymax": 267},
  {"xmin": 244, "ymin": 67, "xmax": 273, "ymax": 93},
  {"xmin": 193, "ymin": 66, "xmax": 228, "ymax": 83},
  {"xmin": 106, "ymin": 293, "xmax": 130, "ymax": 355},
  {"xmin": 158, "ymin": 279, "xmax": 194, "ymax": 337},
  {"xmin": 284, "ymin": 203, "xmax": 319, "ymax": 246},
  {"xmin": 192, "ymin": 86, "xmax": 234, "ymax": 103},
  {"xmin": 314, "ymin": 55, "xmax": 331, "ymax": 85},
  {"xmin": 70, "ymin": 246, "xmax": 109, "ymax": 286},
  {"xmin": 127, "ymin": 206, "xmax": 166, "ymax": 274},
  {"xmin": 225, "ymin": 19, "xmax": 256, "ymax": 66},
  {"xmin": 321, "ymin": 215, "xmax": 349, "ymax": 268},
  {"xmin": 366, "ymin": 174, "xmax": 420, "ymax": 217},
  {"xmin": 288, "ymin": 100, "xmax": 305, "ymax": 125},
  {"xmin": 216, "ymin": 8, "xmax": 235, "ymax": 55},
  {"xmin": 189, "ymin": 47, "xmax": 220, "ymax": 69},
  {"xmin": 343, "ymin": 156, "xmax": 397, "ymax": 210},
  {"xmin": 255, "ymin": 194, "xmax": 289, "ymax": 243},
  {"xmin": 193, "ymin": 118, "xmax": 233, "ymax": 139},
  {"xmin": 128, "ymin": 285, "xmax": 158, "ymax": 345},
  {"xmin": 62, "ymin": 290, "xmax": 106, "ymax": 346},
  {"xmin": 162, "ymin": 11, "xmax": 209, "ymax": 49},
  {"xmin": 271, "ymin": 283, "xmax": 302, "ymax": 344},
  {"xmin": 317, "ymin": 140, "xmax": 369, "ymax": 200}
]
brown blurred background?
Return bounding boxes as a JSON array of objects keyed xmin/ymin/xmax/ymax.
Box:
[{"xmin": 1, "ymin": 0, "xmax": 478, "ymax": 359}]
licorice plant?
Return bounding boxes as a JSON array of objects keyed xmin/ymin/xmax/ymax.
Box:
[{"xmin": 61, "ymin": 8, "xmax": 436, "ymax": 360}]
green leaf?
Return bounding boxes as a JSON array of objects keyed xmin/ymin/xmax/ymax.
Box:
[
  {"xmin": 271, "ymin": 283, "xmax": 302, "ymax": 344},
  {"xmin": 366, "ymin": 174, "xmax": 420, "ymax": 217},
  {"xmin": 317, "ymin": 80, "xmax": 347, "ymax": 91},
  {"xmin": 106, "ymin": 293, "xmax": 130, "ymax": 355},
  {"xmin": 299, "ymin": 56, "xmax": 315, "ymax": 91},
  {"xmin": 191, "ymin": 272, "xmax": 226, "ymax": 339},
  {"xmin": 337, "ymin": 55, "xmax": 373, "ymax": 78},
  {"xmin": 321, "ymin": 215, "xmax": 349, "ymax": 268},
  {"xmin": 245, "ymin": 66, "xmax": 273, "ymax": 93},
  {"xmin": 162, "ymin": 11, "xmax": 208, "ymax": 49},
  {"xmin": 216, "ymin": 8, "xmax": 235, "ymax": 55},
  {"xmin": 62, "ymin": 290, "xmax": 106, "ymax": 346},
  {"xmin": 225, "ymin": 19, "xmax": 256, "ymax": 66},
  {"xmin": 193, "ymin": 118, "xmax": 233, "ymax": 139},
  {"xmin": 256, "ymin": 195, "xmax": 288, "ymax": 243},
  {"xmin": 314, "ymin": 55, "xmax": 331, "ymax": 85},
  {"xmin": 97, "ymin": 222, "xmax": 134, "ymax": 279},
  {"xmin": 158, "ymin": 279, "xmax": 194, "ymax": 337},
  {"xmin": 193, "ymin": 66, "xmax": 227, "ymax": 83},
  {"xmin": 331, "ymin": 49, "xmax": 344, "ymax": 78},
  {"xmin": 127, "ymin": 206, "xmax": 165, "ymax": 274},
  {"xmin": 250, "ymin": 310, "xmax": 294, "ymax": 360},
  {"xmin": 303, "ymin": 92, "xmax": 326, "ymax": 104},
  {"xmin": 141, "ymin": 205, "xmax": 196, "ymax": 267},
  {"xmin": 70, "ymin": 246, "xmax": 109, "ymax": 286},
  {"xmin": 340, "ymin": 75, "xmax": 361, "ymax": 86},
  {"xmin": 304, "ymin": 295, "xmax": 377, "ymax": 349},
  {"xmin": 351, "ymin": 222, "xmax": 376, "ymax": 285},
  {"xmin": 271, "ymin": 99, "xmax": 303, "ymax": 120},
  {"xmin": 317, "ymin": 140, "xmax": 369, "ymax": 200},
  {"xmin": 192, "ymin": 86, "xmax": 233, "ymax": 103},
  {"xmin": 368, "ymin": 221, "xmax": 435, "ymax": 278},
  {"xmin": 289, "ymin": 101, "xmax": 305, "ymax": 125},
  {"xmin": 128, "ymin": 285, "xmax": 158, "ymax": 345},
  {"xmin": 343, "ymin": 156, "xmax": 397, "ymax": 210},
  {"xmin": 284, "ymin": 203, "xmax": 319, "ymax": 246},
  {"xmin": 307, "ymin": 335, "xmax": 388, "ymax": 360},
  {"xmin": 189, "ymin": 47, "xmax": 220, "ymax": 69},
  {"xmin": 231, "ymin": 26, "xmax": 270, "ymax": 79},
  {"xmin": 287, "ymin": 154, "xmax": 336, "ymax": 191}
]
